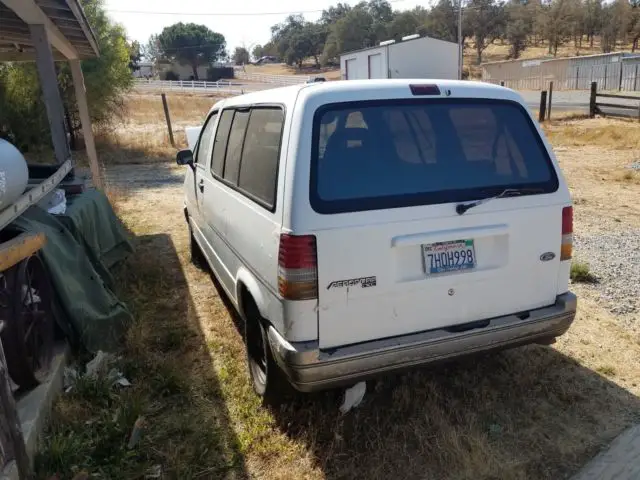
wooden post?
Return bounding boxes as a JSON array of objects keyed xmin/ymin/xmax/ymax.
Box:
[
  {"xmin": 69, "ymin": 59, "xmax": 103, "ymax": 189},
  {"xmin": 29, "ymin": 24, "xmax": 69, "ymax": 165},
  {"xmin": 634, "ymin": 64, "xmax": 639, "ymax": 92},
  {"xmin": 161, "ymin": 93, "xmax": 175, "ymax": 147},
  {"xmin": 604, "ymin": 64, "xmax": 608, "ymax": 90},
  {"xmin": 547, "ymin": 81, "xmax": 553, "ymax": 120},
  {"xmin": 539, "ymin": 91, "xmax": 547, "ymax": 123},
  {"xmin": 589, "ymin": 81, "xmax": 597, "ymax": 118},
  {"xmin": 0, "ymin": 326, "xmax": 33, "ymax": 479},
  {"xmin": 575, "ymin": 66, "xmax": 579, "ymax": 90}
]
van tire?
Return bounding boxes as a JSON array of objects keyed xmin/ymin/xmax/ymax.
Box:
[
  {"xmin": 244, "ymin": 299, "xmax": 288, "ymax": 405},
  {"xmin": 188, "ymin": 223, "xmax": 207, "ymax": 270}
]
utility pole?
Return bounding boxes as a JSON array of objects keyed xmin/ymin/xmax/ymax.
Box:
[{"xmin": 458, "ymin": 0, "xmax": 463, "ymax": 80}]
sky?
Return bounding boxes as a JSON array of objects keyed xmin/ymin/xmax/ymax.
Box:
[{"xmin": 104, "ymin": 0, "xmax": 432, "ymax": 55}]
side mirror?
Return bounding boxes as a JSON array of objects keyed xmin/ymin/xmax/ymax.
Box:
[{"xmin": 176, "ymin": 149, "xmax": 194, "ymax": 167}]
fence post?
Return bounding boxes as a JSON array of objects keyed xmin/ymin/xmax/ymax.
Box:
[
  {"xmin": 161, "ymin": 93, "xmax": 175, "ymax": 148},
  {"xmin": 547, "ymin": 81, "xmax": 553, "ymax": 120},
  {"xmin": 539, "ymin": 91, "xmax": 547, "ymax": 122},
  {"xmin": 589, "ymin": 81, "xmax": 597, "ymax": 118},
  {"xmin": 575, "ymin": 66, "xmax": 579, "ymax": 90},
  {"xmin": 604, "ymin": 64, "xmax": 608, "ymax": 90},
  {"xmin": 635, "ymin": 64, "xmax": 639, "ymax": 92}
]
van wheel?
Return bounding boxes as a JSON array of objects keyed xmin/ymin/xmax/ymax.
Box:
[
  {"xmin": 244, "ymin": 299, "xmax": 288, "ymax": 404},
  {"xmin": 188, "ymin": 223, "xmax": 207, "ymax": 270}
]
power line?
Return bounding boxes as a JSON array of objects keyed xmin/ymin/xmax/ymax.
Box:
[{"xmin": 106, "ymin": 0, "xmax": 409, "ymax": 17}]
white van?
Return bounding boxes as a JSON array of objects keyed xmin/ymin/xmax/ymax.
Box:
[{"xmin": 177, "ymin": 80, "xmax": 577, "ymax": 400}]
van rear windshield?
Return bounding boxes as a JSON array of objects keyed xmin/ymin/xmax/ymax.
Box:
[{"xmin": 310, "ymin": 99, "xmax": 558, "ymax": 214}]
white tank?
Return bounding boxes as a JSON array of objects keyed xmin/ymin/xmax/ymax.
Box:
[{"xmin": 0, "ymin": 139, "xmax": 29, "ymax": 212}]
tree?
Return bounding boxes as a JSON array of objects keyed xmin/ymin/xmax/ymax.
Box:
[
  {"xmin": 143, "ymin": 34, "xmax": 161, "ymax": 63},
  {"xmin": 233, "ymin": 47, "xmax": 250, "ymax": 65},
  {"xmin": 583, "ymin": 0, "xmax": 603, "ymax": 48},
  {"xmin": 157, "ymin": 23, "xmax": 226, "ymax": 80},
  {"xmin": 601, "ymin": 0, "xmax": 631, "ymax": 52},
  {"xmin": 423, "ymin": 0, "xmax": 459, "ymax": 43},
  {"xmin": 465, "ymin": 0, "xmax": 506, "ymax": 64},
  {"xmin": 541, "ymin": 0, "xmax": 576, "ymax": 56},
  {"xmin": 505, "ymin": 0, "xmax": 532, "ymax": 59},
  {"xmin": 252, "ymin": 44, "xmax": 264, "ymax": 60},
  {"xmin": 630, "ymin": 2, "xmax": 640, "ymax": 51},
  {"xmin": 387, "ymin": 8, "xmax": 428, "ymax": 40},
  {"xmin": 322, "ymin": 6, "xmax": 376, "ymax": 63},
  {"xmin": 128, "ymin": 40, "xmax": 142, "ymax": 72},
  {"xmin": 0, "ymin": 0, "xmax": 133, "ymax": 150}
]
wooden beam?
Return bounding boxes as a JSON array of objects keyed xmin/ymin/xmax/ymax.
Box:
[
  {"xmin": 62, "ymin": 0, "xmax": 98, "ymax": 56},
  {"xmin": 1, "ymin": 0, "xmax": 78, "ymax": 59},
  {"xmin": 0, "ymin": 233, "xmax": 46, "ymax": 272},
  {"xmin": 0, "ymin": 336, "xmax": 33, "ymax": 480},
  {"xmin": 0, "ymin": 48, "xmax": 66, "ymax": 61},
  {"xmin": 70, "ymin": 59, "xmax": 103, "ymax": 189},
  {"xmin": 35, "ymin": 0, "xmax": 69, "ymax": 10},
  {"xmin": 30, "ymin": 23, "xmax": 70, "ymax": 164}
]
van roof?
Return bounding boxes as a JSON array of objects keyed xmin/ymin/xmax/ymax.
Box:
[{"xmin": 209, "ymin": 80, "xmax": 524, "ymax": 115}]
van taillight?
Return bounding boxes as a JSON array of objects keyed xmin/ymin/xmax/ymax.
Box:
[
  {"xmin": 278, "ymin": 234, "xmax": 318, "ymax": 300},
  {"xmin": 561, "ymin": 206, "xmax": 573, "ymax": 261}
]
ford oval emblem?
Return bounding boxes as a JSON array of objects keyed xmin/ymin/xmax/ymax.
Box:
[{"xmin": 540, "ymin": 252, "xmax": 556, "ymax": 262}]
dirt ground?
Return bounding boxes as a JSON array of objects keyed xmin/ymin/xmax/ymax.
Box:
[{"xmin": 36, "ymin": 99, "xmax": 640, "ymax": 479}]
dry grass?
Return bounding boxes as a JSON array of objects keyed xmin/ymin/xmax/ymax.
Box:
[
  {"xmin": 543, "ymin": 117, "xmax": 640, "ymax": 151},
  {"xmin": 34, "ymin": 100, "xmax": 640, "ymax": 480}
]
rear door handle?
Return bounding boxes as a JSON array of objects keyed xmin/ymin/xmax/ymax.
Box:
[{"xmin": 198, "ymin": 179, "xmax": 205, "ymax": 192}]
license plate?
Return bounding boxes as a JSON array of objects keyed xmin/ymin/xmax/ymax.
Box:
[{"xmin": 423, "ymin": 239, "xmax": 476, "ymax": 275}]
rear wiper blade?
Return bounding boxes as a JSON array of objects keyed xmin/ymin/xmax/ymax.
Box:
[{"xmin": 455, "ymin": 188, "xmax": 545, "ymax": 215}]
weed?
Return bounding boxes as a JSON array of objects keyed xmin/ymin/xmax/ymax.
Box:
[{"xmin": 571, "ymin": 261, "xmax": 597, "ymax": 283}]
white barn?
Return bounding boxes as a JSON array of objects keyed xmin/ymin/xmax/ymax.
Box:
[{"xmin": 339, "ymin": 35, "xmax": 459, "ymax": 81}]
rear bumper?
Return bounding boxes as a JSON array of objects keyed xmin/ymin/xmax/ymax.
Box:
[{"xmin": 267, "ymin": 292, "xmax": 577, "ymax": 392}]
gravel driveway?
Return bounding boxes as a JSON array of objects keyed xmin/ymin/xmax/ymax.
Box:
[{"xmin": 574, "ymin": 229, "xmax": 640, "ymax": 326}]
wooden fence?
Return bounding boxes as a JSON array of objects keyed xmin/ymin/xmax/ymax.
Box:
[{"xmin": 589, "ymin": 82, "xmax": 640, "ymax": 120}]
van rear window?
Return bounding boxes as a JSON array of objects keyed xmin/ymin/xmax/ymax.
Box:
[{"xmin": 310, "ymin": 99, "xmax": 558, "ymax": 214}]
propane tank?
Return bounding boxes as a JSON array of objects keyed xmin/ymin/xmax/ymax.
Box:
[{"xmin": 0, "ymin": 139, "xmax": 29, "ymax": 212}]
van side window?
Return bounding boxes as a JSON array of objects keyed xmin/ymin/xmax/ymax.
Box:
[
  {"xmin": 195, "ymin": 111, "xmax": 217, "ymax": 166},
  {"xmin": 223, "ymin": 110, "xmax": 250, "ymax": 184},
  {"xmin": 211, "ymin": 109, "xmax": 234, "ymax": 177},
  {"xmin": 237, "ymin": 108, "xmax": 284, "ymax": 208}
]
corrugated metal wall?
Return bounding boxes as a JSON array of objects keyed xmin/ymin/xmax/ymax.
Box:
[{"xmin": 482, "ymin": 53, "xmax": 640, "ymax": 91}]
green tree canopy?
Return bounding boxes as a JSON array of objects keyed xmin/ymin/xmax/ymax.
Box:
[
  {"xmin": 157, "ymin": 23, "xmax": 226, "ymax": 80},
  {"xmin": 0, "ymin": 0, "xmax": 132, "ymax": 151},
  {"xmin": 233, "ymin": 47, "xmax": 250, "ymax": 65}
]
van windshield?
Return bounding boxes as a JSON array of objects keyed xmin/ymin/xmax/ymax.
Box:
[{"xmin": 310, "ymin": 99, "xmax": 558, "ymax": 214}]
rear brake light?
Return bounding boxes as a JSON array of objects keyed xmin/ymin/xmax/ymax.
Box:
[
  {"xmin": 410, "ymin": 84, "xmax": 441, "ymax": 96},
  {"xmin": 278, "ymin": 234, "xmax": 318, "ymax": 300},
  {"xmin": 561, "ymin": 206, "xmax": 573, "ymax": 260}
]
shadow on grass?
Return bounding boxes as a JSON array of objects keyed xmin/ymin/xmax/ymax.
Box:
[
  {"xmin": 35, "ymin": 233, "xmax": 248, "ymax": 479},
  {"xmin": 262, "ymin": 345, "xmax": 640, "ymax": 479}
]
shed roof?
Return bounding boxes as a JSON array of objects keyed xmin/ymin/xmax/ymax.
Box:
[
  {"xmin": 339, "ymin": 34, "xmax": 457, "ymax": 58},
  {"xmin": 0, "ymin": 0, "xmax": 99, "ymax": 61}
]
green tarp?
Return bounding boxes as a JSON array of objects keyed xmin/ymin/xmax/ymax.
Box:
[{"xmin": 10, "ymin": 189, "xmax": 133, "ymax": 352}]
